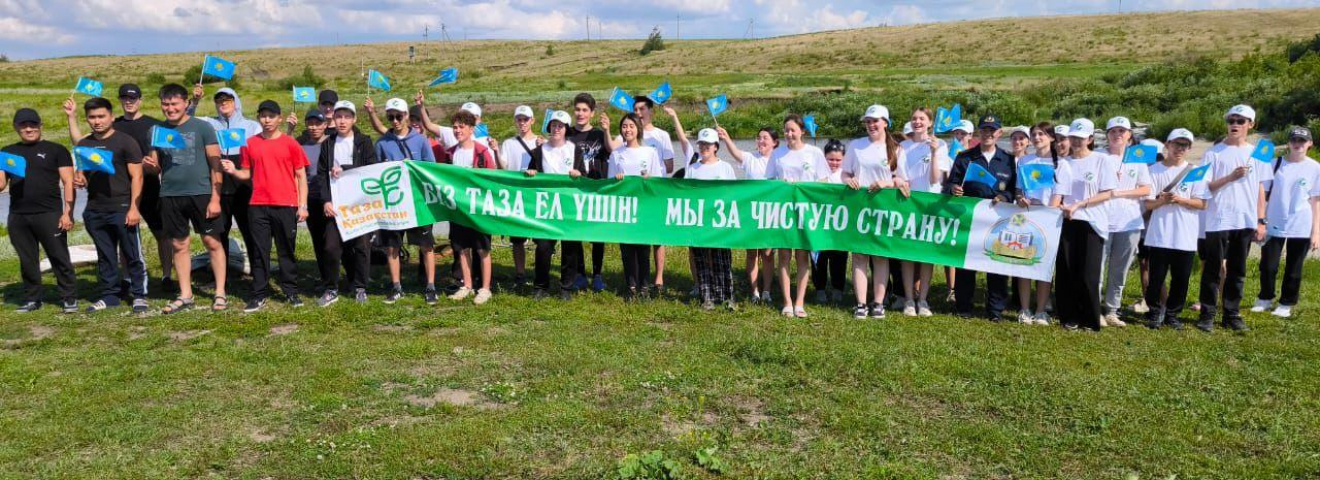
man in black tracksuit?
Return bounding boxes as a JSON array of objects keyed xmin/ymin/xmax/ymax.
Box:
[
  {"xmin": 943, "ymin": 114, "xmax": 1019, "ymax": 321},
  {"xmin": 314, "ymin": 101, "xmax": 378, "ymax": 306},
  {"xmin": 2, "ymin": 108, "xmax": 78, "ymax": 313}
]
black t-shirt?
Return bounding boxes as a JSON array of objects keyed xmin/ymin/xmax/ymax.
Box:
[
  {"xmin": 77, "ymin": 131, "xmax": 144, "ymax": 213},
  {"xmin": 566, "ymin": 126, "xmax": 611, "ymax": 179},
  {"xmin": 2, "ymin": 140, "xmax": 73, "ymax": 215},
  {"xmin": 114, "ymin": 114, "xmax": 162, "ymax": 193}
]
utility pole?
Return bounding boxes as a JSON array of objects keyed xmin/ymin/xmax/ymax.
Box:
[
  {"xmin": 744, "ymin": 19, "xmax": 754, "ymax": 39},
  {"xmin": 586, "ymin": 15, "xmax": 591, "ymax": 40},
  {"xmin": 676, "ymin": 14, "xmax": 681, "ymax": 40}
]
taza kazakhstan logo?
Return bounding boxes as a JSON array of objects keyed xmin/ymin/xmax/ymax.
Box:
[{"xmin": 361, "ymin": 166, "xmax": 405, "ymax": 209}]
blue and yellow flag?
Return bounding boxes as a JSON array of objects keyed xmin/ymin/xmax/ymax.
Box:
[
  {"xmin": 649, "ymin": 82, "xmax": 673, "ymax": 104},
  {"xmin": 75, "ymin": 77, "xmax": 103, "ymax": 97},
  {"xmin": 368, "ymin": 70, "xmax": 392, "ymax": 92},
  {"xmin": 541, "ymin": 109, "xmax": 555, "ymax": 134},
  {"xmin": 0, "ymin": 151, "xmax": 27, "ymax": 178},
  {"xmin": 474, "ymin": 123, "xmax": 489, "ymax": 139},
  {"xmin": 949, "ymin": 138, "xmax": 964, "ymax": 158},
  {"xmin": 706, "ymin": 95, "xmax": 728, "ymax": 117},
  {"xmin": 429, "ymin": 68, "xmax": 459, "ymax": 87},
  {"xmin": 1251, "ymin": 139, "xmax": 1276, "ymax": 163},
  {"xmin": 1181, "ymin": 163, "xmax": 1211, "ymax": 185},
  {"xmin": 74, "ymin": 146, "xmax": 115, "ymax": 175},
  {"xmin": 217, "ymin": 129, "xmax": 247, "ymax": 151},
  {"xmin": 1123, "ymin": 144, "xmax": 1158, "ymax": 164},
  {"xmin": 151, "ymin": 125, "xmax": 187, "ymax": 149},
  {"xmin": 804, "ymin": 115, "xmax": 819, "ymax": 138},
  {"xmin": 963, "ymin": 162, "xmax": 997, "ymax": 188},
  {"xmin": 609, "ymin": 87, "xmax": 635, "ymax": 112},
  {"xmin": 202, "ymin": 55, "xmax": 236, "ymax": 80},
  {"xmin": 293, "ymin": 87, "xmax": 315, "ymax": 103},
  {"xmin": 1019, "ymin": 163, "xmax": 1055, "ymax": 192},
  {"xmin": 934, "ymin": 104, "xmax": 962, "ymax": 134}
]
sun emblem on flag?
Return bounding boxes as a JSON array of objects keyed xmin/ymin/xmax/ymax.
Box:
[
  {"xmin": 6, "ymin": 159, "xmax": 14, "ymax": 167},
  {"xmin": 166, "ymin": 134, "xmax": 175, "ymax": 141},
  {"xmin": 89, "ymin": 153, "xmax": 102, "ymax": 163},
  {"xmin": 229, "ymin": 132, "xmax": 240, "ymax": 140},
  {"xmin": 84, "ymin": 84, "xmax": 95, "ymax": 92},
  {"xmin": 214, "ymin": 62, "xmax": 225, "ymax": 71},
  {"xmin": 1030, "ymin": 169, "xmax": 1043, "ymax": 180}
]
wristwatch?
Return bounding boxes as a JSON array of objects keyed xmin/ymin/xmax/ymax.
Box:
[{"xmin": 1258, "ymin": 218, "xmax": 1268, "ymax": 226}]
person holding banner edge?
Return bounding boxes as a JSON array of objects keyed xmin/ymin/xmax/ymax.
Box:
[
  {"xmin": 1014, "ymin": 122, "xmax": 1071, "ymax": 325},
  {"xmin": 315, "ymin": 100, "xmax": 378, "ymax": 306},
  {"xmin": 943, "ymin": 114, "xmax": 1019, "ymax": 322}
]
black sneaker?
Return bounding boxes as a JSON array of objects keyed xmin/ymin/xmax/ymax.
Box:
[
  {"xmin": 442, "ymin": 283, "xmax": 460, "ymax": 295},
  {"xmin": 1195, "ymin": 318, "xmax": 1214, "ymax": 333},
  {"xmin": 1225, "ymin": 317, "xmax": 1249, "ymax": 332},
  {"xmin": 16, "ymin": 302, "xmax": 41, "ymax": 313},
  {"xmin": 1166, "ymin": 319, "xmax": 1184, "ymax": 331},
  {"xmin": 1063, "ymin": 323, "xmax": 1080, "ymax": 331},
  {"xmin": 853, "ymin": 304, "xmax": 869, "ymax": 319},
  {"xmin": 355, "ymin": 288, "xmax": 368, "ymax": 304},
  {"xmin": 533, "ymin": 288, "xmax": 548, "ymax": 299},
  {"xmin": 558, "ymin": 289, "xmax": 572, "ymax": 301},
  {"xmin": 1145, "ymin": 317, "xmax": 1164, "ymax": 330},
  {"xmin": 85, "ymin": 300, "xmax": 110, "ymax": 313},
  {"xmin": 317, "ymin": 291, "xmax": 339, "ymax": 308},
  {"xmin": 62, "ymin": 300, "xmax": 79, "ymax": 314},
  {"xmin": 384, "ymin": 289, "xmax": 403, "ymax": 304},
  {"xmin": 244, "ymin": 298, "xmax": 267, "ymax": 313},
  {"xmin": 513, "ymin": 274, "xmax": 527, "ymax": 287},
  {"xmin": 869, "ymin": 302, "xmax": 885, "ymax": 319},
  {"xmin": 424, "ymin": 288, "xmax": 438, "ymax": 305},
  {"xmin": 287, "ymin": 294, "xmax": 304, "ymax": 308}
]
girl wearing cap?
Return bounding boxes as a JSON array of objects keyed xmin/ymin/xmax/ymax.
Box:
[
  {"xmin": 1057, "ymin": 118, "xmax": 1118, "ymax": 331},
  {"xmin": 500, "ymin": 106, "xmax": 544, "ymax": 286},
  {"xmin": 1141, "ymin": 128, "xmax": 1207, "ymax": 330},
  {"xmin": 609, "ymin": 113, "xmax": 663, "ymax": 299},
  {"xmin": 1099, "ymin": 117, "xmax": 1152, "ymax": 327},
  {"xmin": 842, "ymin": 105, "xmax": 910, "ymax": 319},
  {"xmin": 525, "ymin": 110, "xmax": 588, "ymax": 299},
  {"xmin": 686, "ymin": 128, "xmax": 739, "ymax": 309},
  {"xmin": 1252, "ymin": 128, "xmax": 1318, "ymax": 319},
  {"xmin": 766, "ymin": 114, "xmax": 831, "ymax": 317},
  {"xmin": 897, "ymin": 107, "xmax": 950, "ymax": 317},
  {"xmin": 1015, "ymin": 122, "xmax": 1071, "ymax": 325},
  {"xmin": 719, "ymin": 125, "xmax": 779, "ymax": 304}
]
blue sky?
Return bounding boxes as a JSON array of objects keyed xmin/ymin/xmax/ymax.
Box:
[{"xmin": 1, "ymin": 0, "xmax": 1315, "ymax": 60}]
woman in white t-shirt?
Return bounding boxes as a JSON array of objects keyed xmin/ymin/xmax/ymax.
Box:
[
  {"xmin": 1141, "ymin": 128, "xmax": 1208, "ymax": 329},
  {"xmin": 767, "ymin": 115, "xmax": 830, "ymax": 317},
  {"xmin": 524, "ymin": 110, "xmax": 587, "ymax": 297},
  {"xmin": 609, "ymin": 113, "xmax": 663, "ymax": 299},
  {"xmin": 1014, "ymin": 122, "xmax": 1072, "ymax": 326},
  {"xmin": 1057, "ymin": 118, "xmax": 1118, "ymax": 331},
  {"xmin": 1253, "ymin": 128, "xmax": 1319, "ymax": 318},
  {"xmin": 686, "ymin": 128, "xmax": 739, "ymax": 309},
  {"xmin": 499, "ymin": 105, "xmax": 544, "ymax": 285},
  {"xmin": 842, "ymin": 105, "xmax": 909, "ymax": 319},
  {"xmin": 721, "ymin": 126, "xmax": 779, "ymax": 304},
  {"xmin": 896, "ymin": 107, "xmax": 950, "ymax": 317},
  {"xmin": 1099, "ymin": 117, "xmax": 1152, "ymax": 327}
]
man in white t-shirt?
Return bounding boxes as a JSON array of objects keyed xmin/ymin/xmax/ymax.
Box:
[
  {"xmin": 628, "ymin": 96, "xmax": 677, "ymax": 175},
  {"xmin": 499, "ymin": 105, "xmax": 542, "ymax": 285},
  {"xmin": 1197, "ymin": 104, "xmax": 1271, "ymax": 332}
]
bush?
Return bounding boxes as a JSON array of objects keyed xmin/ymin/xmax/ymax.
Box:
[
  {"xmin": 545, "ymin": 44, "xmax": 554, "ymax": 56},
  {"xmin": 0, "ymin": 54, "xmax": 9, "ymax": 63},
  {"xmin": 274, "ymin": 65, "xmax": 326, "ymax": 91},
  {"xmin": 145, "ymin": 72, "xmax": 167, "ymax": 85},
  {"xmin": 640, "ymin": 30, "xmax": 665, "ymax": 55}
]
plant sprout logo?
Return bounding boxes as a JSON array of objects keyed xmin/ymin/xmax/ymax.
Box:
[
  {"xmin": 361, "ymin": 166, "xmax": 405, "ymax": 210},
  {"xmin": 1085, "ymin": 172, "xmax": 1095, "ymax": 182},
  {"xmin": 984, "ymin": 213, "xmax": 1047, "ymax": 266},
  {"xmin": 1127, "ymin": 168, "xmax": 1138, "ymax": 179}
]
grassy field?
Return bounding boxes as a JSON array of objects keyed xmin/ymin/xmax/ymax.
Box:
[{"xmin": 0, "ymin": 229, "xmax": 1318, "ymax": 479}]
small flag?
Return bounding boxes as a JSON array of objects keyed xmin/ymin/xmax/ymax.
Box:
[
  {"xmin": 1018, "ymin": 164, "xmax": 1055, "ymax": 192},
  {"xmin": 0, "ymin": 151, "xmax": 27, "ymax": 178},
  {"xmin": 541, "ymin": 109, "xmax": 554, "ymax": 134},
  {"xmin": 949, "ymin": 138, "xmax": 964, "ymax": 158},
  {"xmin": 706, "ymin": 95, "xmax": 728, "ymax": 117},
  {"xmin": 74, "ymin": 146, "xmax": 115, "ymax": 175},
  {"xmin": 75, "ymin": 77, "xmax": 103, "ymax": 97},
  {"xmin": 429, "ymin": 68, "xmax": 459, "ymax": 86},
  {"xmin": 202, "ymin": 55, "xmax": 236, "ymax": 80},
  {"xmin": 151, "ymin": 125, "xmax": 187, "ymax": 149},
  {"xmin": 1180, "ymin": 163, "xmax": 1211, "ymax": 185},
  {"xmin": 1251, "ymin": 139, "xmax": 1276, "ymax": 163},
  {"xmin": 609, "ymin": 87, "xmax": 635, "ymax": 112},
  {"xmin": 804, "ymin": 115, "xmax": 818, "ymax": 138},
  {"xmin": 935, "ymin": 104, "xmax": 962, "ymax": 134},
  {"xmin": 217, "ymin": 128, "xmax": 248, "ymax": 150},
  {"xmin": 293, "ymin": 87, "xmax": 315, "ymax": 103},
  {"xmin": 1123, "ymin": 144, "xmax": 1158, "ymax": 164},
  {"xmin": 474, "ymin": 123, "xmax": 489, "ymax": 139},
  {"xmin": 649, "ymin": 81, "xmax": 673, "ymax": 104},
  {"xmin": 368, "ymin": 69, "xmax": 392, "ymax": 92},
  {"xmin": 963, "ymin": 162, "xmax": 997, "ymax": 188}
]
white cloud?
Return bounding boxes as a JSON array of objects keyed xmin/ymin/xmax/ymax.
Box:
[{"xmin": 0, "ymin": 16, "xmax": 74, "ymax": 44}]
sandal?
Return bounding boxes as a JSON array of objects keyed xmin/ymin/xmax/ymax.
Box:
[
  {"xmin": 794, "ymin": 306, "xmax": 808, "ymax": 318},
  {"xmin": 162, "ymin": 297, "xmax": 195, "ymax": 315},
  {"xmin": 781, "ymin": 306, "xmax": 794, "ymax": 317},
  {"xmin": 212, "ymin": 295, "xmax": 229, "ymax": 312}
]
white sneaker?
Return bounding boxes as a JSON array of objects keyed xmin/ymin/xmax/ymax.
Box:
[
  {"xmin": 1033, "ymin": 312, "xmax": 1051, "ymax": 326},
  {"xmin": 917, "ymin": 300, "xmax": 933, "ymax": 317},
  {"xmin": 1271, "ymin": 305, "xmax": 1292, "ymax": 318},
  {"xmin": 473, "ymin": 288, "xmax": 492, "ymax": 305},
  {"xmin": 1018, "ymin": 310, "xmax": 1034, "ymax": 324},
  {"xmin": 449, "ymin": 287, "xmax": 473, "ymax": 300},
  {"xmin": 1250, "ymin": 298, "xmax": 1272, "ymax": 313},
  {"xmin": 1132, "ymin": 300, "xmax": 1150, "ymax": 314},
  {"xmin": 902, "ymin": 300, "xmax": 917, "ymax": 317},
  {"xmin": 1104, "ymin": 313, "xmax": 1126, "ymax": 327}
]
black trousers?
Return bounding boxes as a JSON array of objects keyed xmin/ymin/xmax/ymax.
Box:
[
  {"xmin": 219, "ymin": 187, "xmax": 255, "ymax": 273},
  {"xmin": 1199, "ymin": 229, "xmax": 1253, "ymax": 321},
  {"xmin": 812, "ymin": 250, "xmax": 847, "ymax": 291},
  {"xmin": 8, "ymin": 212, "xmax": 76, "ymax": 303},
  {"xmin": 620, "ymin": 244, "xmax": 652, "ymax": 290},
  {"xmin": 1055, "ymin": 220, "xmax": 1104, "ymax": 330},
  {"xmin": 249, "ymin": 206, "xmax": 299, "ymax": 299},
  {"xmin": 1258, "ymin": 236, "xmax": 1308, "ymax": 306},
  {"xmin": 534, "ymin": 239, "xmax": 582, "ymax": 291},
  {"xmin": 954, "ymin": 268, "xmax": 1008, "ymax": 317},
  {"xmin": 589, "ymin": 242, "xmax": 606, "ymax": 277},
  {"xmin": 84, "ymin": 209, "xmax": 147, "ymax": 301},
  {"xmin": 311, "ymin": 204, "xmax": 370, "ymax": 293},
  {"xmin": 1145, "ymin": 246, "xmax": 1195, "ymax": 324}
]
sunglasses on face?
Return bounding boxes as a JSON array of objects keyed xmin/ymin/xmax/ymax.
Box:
[
  {"xmin": 1226, "ymin": 118, "xmax": 1249, "ymax": 126},
  {"xmin": 387, "ymin": 114, "xmax": 406, "ymax": 121}
]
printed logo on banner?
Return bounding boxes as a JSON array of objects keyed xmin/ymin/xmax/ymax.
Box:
[
  {"xmin": 361, "ymin": 166, "xmax": 406, "ymax": 210},
  {"xmin": 984, "ymin": 213, "xmax": 1048, "ymax": 265}
]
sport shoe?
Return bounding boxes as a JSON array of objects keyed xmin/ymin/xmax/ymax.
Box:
[
  {"xmin": 592, "ymin": 275, "xmax": 606, "ymax": 292},
  {"xmin": 917, "ymin": 300, "xmax": 933, "ymax": 317},
  {"xmin": 62, "ymin": 300, "xmax": 78, "ymax": 314},
  {"xmin": 85, "ymin": 300, "xmax": 110, "ymax": 313},
  {"xmin": 16, "ymin": 301, "xmax": 42, "ymax": 313},
  {"xmin": 355, "ymin": 289, "xmax": 368, "ymax": 304},
  {"xmin": 318, "ymin": 291, "xmax": 339, "ymax": 308},
  {"xmin": 244, "ymin": 298, "xmax": 266, "ymax": 313},
  {"xmin": 1225, "ymin": 317, "xmax": 1249, "ymax": 332},
  {"xmin": 853, "ymin": 303, "xmax": 869, "ymax": 319},
  {"xmin": 424, "ymin": 288, "xmax": 439, "ymax": 305},
  {"xmin": 572, "ymin": 275, "xmax": 589, "ymax": 291},
  {"xmin": 749, "ymin": 291, "xmax": 761, "ymax": 304},
  {"xmin": 760, "ymin": 291, "xmax": 771, "ymax": 304},
  {"xmin": 131, "ymin": 298, "xmax": 149, "ymax": 314},
  {"xmin": 830, "ymin": 290, "xmax": 843, "ymax": 303},
  {"xmin": 1250, "ymin": 298, "xmax": 1272, "ymax": 313},
  {"xmin": 1033, "ymin": 312, "xmax": 1051, "ymax": 326},
  {"xmin": 513, "ymin": 273, "xmax": 527, "ymax": 286},
  {"xmin": 701, "ymin": 300, "xmax": 715, "ymax": 311},
  {"xmin": 815, "ymin": 291, "xmax": 828, "ymax": 304},
  {"xmin": 902, "ymin": 300, "xmax": 917, "ymax": 317},
  {"xmin": 287, "ymin": 294, "xmax": 304, "ymax": 308},
  {"xmin": 1018, "ymin": 310, "xmax": 1034, "ymax": 324},
  {"xmin": 869, "ymin": 303, "xmax": 886, "ymax": 319},
  {"xmin": 449, "ymin": 287, "xmax": 473, "ymax": 300},
  {"xmin": 1103, "ymin": 313, "xmax": 1126, "ymax": 327},
  {"xmin": 473, "ymin": 288, "xmax": 492, "ymax": 305},
  {"xmin": 1271, "ymin": 305, "xmax": 1293, "ymax": 318},
  {"xmin": 384, "ymin": 289, "xmax": 403, "ymax": 304},
  {"xmin": 1132, "ymin": 299, "xmax": 1150, "ymax": 314}
]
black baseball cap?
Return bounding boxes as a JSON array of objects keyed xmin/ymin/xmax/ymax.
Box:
[
  {"xmin": 1289, "ymin": 127, "xmax": 1312, "ymax": 142},
  {"xmin": 409, "ymin": 105, "xmax": 424, "ymax": 119},
  {"xmin": 977, "ymin": 114, "xmax": 1002, "ymax": 130},
  {"xmin": 118, "ymin": 84, "xmax": 142, "ymax": 99},
  {"xmin": 13, "ymin": 108, "xmax": 41, "ymax": 125},
  {"xmin": 318, "ymin": 90, "xmax": 338, "ymax": 105},
  {"xmin": 305, "ymin": 107, "xmax": 326, "ymax": 121},
  {"xmin": 213, "ymin": 90, "xmax": 235, "ymax": 101},
  {"xmin": 257, "ymin": 100, "xmax": 281, "ymax": 115}
]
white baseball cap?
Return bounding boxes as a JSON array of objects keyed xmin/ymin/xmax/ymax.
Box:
[
  {"xmin": 861, "ymin": 104, "xmax": 890, "ymax": 123},
  {"xmin": 1140, "ymin": 138, "xmax": 1165, "ymax": 156},
  {"xmin": 1106, "ymin": 116, "xmax": 1132, "ymax": 131},
  {"xmin": 385, "ymin": 98, "xmax": 408, "ymax": 113},
  {"xmin": 1166, "ymin": 128, "xmax": 1195, "ymax": 143},
  {"xmin": 513, "ymin": 105, "xmax": 534, "ymax": 119},
  {"xmin": 1053, "ymin": 125, "xmax": 1070, "ymax": 136},
  {"xmin": 902, "ymin": 121, "xmax": 913, "ymax": 135},
  {"xmin": 953, "ymin": 119, "xmax": 974, "ymax": 133},
  {"xmin": 1008, "ymin": 125, "xmax": 1030, "ymax": 138},
  {"xmin": 1068, "ymin": 118, "xmax": 1095, "ymax": 138},
  {"xmin": 461, "ymin": 102, "xmax": 482, "ymax": 118},
  {"xmin": 697, "ymin": 128, "xmax": 719, "ymax": 144},
  {"xmin": 1224, "ymin": 104, "xmax": 1255, "ymax": 122},
  {"xmin": 548, "ymin": 110, "xmax": 572, "ymax": 127},
  {"xmin": 332, "ymin": 100, "xmax": 356, "ymax": 114}
]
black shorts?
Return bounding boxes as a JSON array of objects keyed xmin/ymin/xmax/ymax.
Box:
[
  {"xmin": 378, "ymin": 226, "xmax": 435, "ymax": 250},
  {"xmin": 451, "ymin": 223, "xmax": 492, "ymax": 252},
  {"xmin": 139, "ymin": 180, "xmax": 164, "ymax": 232},
  {"xmin": 160, "ymin": 195, "xmax": 222, "ymax": 240}
]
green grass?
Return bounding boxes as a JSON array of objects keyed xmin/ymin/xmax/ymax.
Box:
[{"xmin": 1, "ymin": 232, "xmax": 1318, "ymax": 479}]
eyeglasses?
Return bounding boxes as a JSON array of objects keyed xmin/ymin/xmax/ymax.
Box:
[
  {"xmin": 387, "ymin": 114, "xmax": 406, "ymax": 121},
  {"xmin": 1226, "ymin": 118, "xmax": 1249, "ymax": 126}
]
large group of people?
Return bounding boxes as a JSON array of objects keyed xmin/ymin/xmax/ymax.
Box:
[{"xmin": 2, "ymin": 80, "xmax": 1317, "ymax": 333}]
